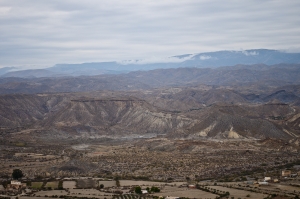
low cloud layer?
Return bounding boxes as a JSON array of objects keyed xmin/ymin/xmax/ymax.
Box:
[
  {"xmin": 0, "ymin": 0, "xmax": 300, "ymax": 68},
  {"xmin": 119, "ymin": 54, "xmax": 195, "ymax": 65}
]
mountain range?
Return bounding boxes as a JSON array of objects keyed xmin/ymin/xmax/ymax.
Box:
[
  {"xmin": 0, "ymin": 63, "xmax": 300, "ymax": 94},
  {"xmin": 2, "ymin": 49, "xmax": 300, "ymax": 78}
]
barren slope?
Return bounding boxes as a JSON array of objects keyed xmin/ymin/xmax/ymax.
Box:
[
  {"xmin": 40, "ymin": 97, "xmax": 194, "ymax": 136},
  {"xmin": 0, "ymin": 94, "xmax": 68, "ymax": 127},
  {"xmin": 0, "ymin": 88, "xmax": 299, "ymax": 140}
]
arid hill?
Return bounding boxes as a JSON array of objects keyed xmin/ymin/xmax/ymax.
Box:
[
  {"xmin": 39, "ymin": 97, "xmax": 193, "ymax": 136},
  {"xmin": 0, "ymin": 86, "xmax": 299, "ymax": 140}
]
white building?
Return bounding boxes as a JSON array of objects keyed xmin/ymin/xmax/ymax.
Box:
[
  {"xmin": 264, "ymin": 177, "xmax": 271, "ymax": 181},
  {"xmin": 11, "ymin": 181, "xmax": 22, "ymax": 185},
  {"xmin": 258, "ymin": 182, "xmax": 269, "ymax": 185}
]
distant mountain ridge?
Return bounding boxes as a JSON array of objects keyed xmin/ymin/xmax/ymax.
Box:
[
  {"xmin": 0, "ymin": 63, "xmax": 300, "ymax": 94},
  {"xmin": 0, "ymin": 67, "xmax": 18, "ymax": 76},
  {"xmin": 1, "ymin": 49, "xmax": 300, "ymax": 78},
  {"xmin": 1, "ymin": 69, "xmax": 59, "ymax": 78}
]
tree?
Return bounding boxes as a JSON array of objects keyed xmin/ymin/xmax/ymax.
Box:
[
  {"xmin": 186, "ymin": 176, "xmax": 190, "ymax": 182},
  {"xmin": 100, "ymin": 184, "xmax": 104, "ymax": 189},
  {"xmin": 114, "ymin": 176, "xmax": 120, "ymax": 187},
  {"xmin": 135, "ymin": 186, "xmax": 142, "ymax": 194},
  {"xmin": 12, "ymin": 169, "xmax": 23, "ymax": 180},
  {"xmin": 150, "ymin": 186, "xmax": 160, "ymax": 193}
]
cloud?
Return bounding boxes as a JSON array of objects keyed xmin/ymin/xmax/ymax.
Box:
[
  {"xmin": 118, "ymin": 54, "xmax": 194, "ymax": 65},
  {"xmin": 0, "ymin": 6, "xmax": 11, "ymax": 15},
  {"xmin": 242, "ymin": 51, "xmax": 259, "ymax": 56},
  {"xmin": 199, "ymin": 55, "xmax": 211, "ymax": 60},
  {"xmin": 0, "ymin": 0, "xmax": 300, "ymax": 68}
]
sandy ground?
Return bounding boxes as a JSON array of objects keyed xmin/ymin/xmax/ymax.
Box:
[
  {"xmin": 120, "ymin": 180, "xmax": 185, "ymax": 187},
  {"xmin": 98, "ymin": 180, "xmax": 116, "ymax": 187},
  {"xmin": 22, "ymin": 197, "xmax": 53, "ymax": 199},
  {"xmin": 21, "ymin": 196, "xmax": 110, "ymax": 199},
  {"xmin": 34, "ymin": 189, "xmax": 68, "ymax": 196},
  {"xmin": 153, "ymin": 186, "xmax": 218, "ymax": 199},
  {"xmin": 257, "ymin": 184, "xmax": 300, "ymax": 196},
  {"xmin": 208, "ymin": 185, "xmax": 267, "ymax": 199},
  {"xmin": 63, "ymin": 180, "xmax": 76, "ymax": 189},
  {"xmin": 69, "ymin": 189, "xmax": 113, "ymax": 198},
  {"xmin": 69, "ymin": 188, "xmax": 101, "ymax": 194},
  {"xmin": 72, "ymin": 144, "xmax": 90, "ymax": 150},
  {"xmin": 33, "ymin": 188, "xmax": 113, "ymax": 198},
  {"xmin": 273, "ymin": 184, "xmax": 300, "ymax": 192}
]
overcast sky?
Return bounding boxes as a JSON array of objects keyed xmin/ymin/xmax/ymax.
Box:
[{"xmin": 1, "ymin": 0, "xmax": 300, "ymax": 68}]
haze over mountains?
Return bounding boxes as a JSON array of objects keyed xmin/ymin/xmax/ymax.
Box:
[
  {"xmin": 2, "ymin": 49, "xmax": 300, "ymax": 78},
  {"xmin": 0, "ymin": 63, "xmax": 300, "ymax": 94}
]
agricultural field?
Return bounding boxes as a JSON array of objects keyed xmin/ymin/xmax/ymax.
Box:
[
  {"xmin": 44, "ymin": 181, "xmax": 59, "ymax": 189},
  {"xmin": 207, "ymin": 185, "xmax": 267, "ymax": 199},
  {"xmin": 98, "ymin": 180, "xmax": 116, "ymax": 187},
  {"xmin": 31, "ymin": 182, "xmax": 44, "ymax": 189},
  {"xmin": 113, "ymin": 194, "xmax": 152, "ymax": 199},
  {"xmin": 271, "ymin": 184, "xmax": 300, "ymax": 192},
  {"xmin": 152, "ymin": 186, "xmax": 218, "ymax": 199},
  {"xmin": 68, "ymin": 188, "xmax": 113, "ymax": 198},
  {"xmin": 34, "ymin": 189, "xmax": 67, "ymax": 197},
  {"xmin": 76, "ymin": 179, "xmax": 98, "ymax": 188},
  {"xmin": 22, "ymin": 197, "xmax": 54, "ymax": 199},
  {"xmin": 119, "ymin": 180, "xmax": 174, "ymax": 186}
]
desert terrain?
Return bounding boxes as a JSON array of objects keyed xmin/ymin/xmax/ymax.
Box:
[{"xmin": 1, "ymin": 65, "xmax": 300, "ymax": 198}]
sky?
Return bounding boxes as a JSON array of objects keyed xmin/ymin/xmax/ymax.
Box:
[{"xmin": 1, "ymin": 0, "xmax": 300, "ymax": 69}]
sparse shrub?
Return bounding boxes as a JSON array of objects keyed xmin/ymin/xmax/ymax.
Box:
[{"xmin": 151, "ymin": 186, "xmax": 160, "ymax": 192}]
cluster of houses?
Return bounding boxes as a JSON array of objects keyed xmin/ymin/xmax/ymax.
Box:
[
  {"xmin": 0, "ymin": 180, "xmax": 36, "ymax": 197},
  {"xmin": 281, "ymin": 169, "xmax": 300, "ymax": 178},
  {"xmin": 242, "ymin": 169, "xmax": 299, "ymax": 186}
]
